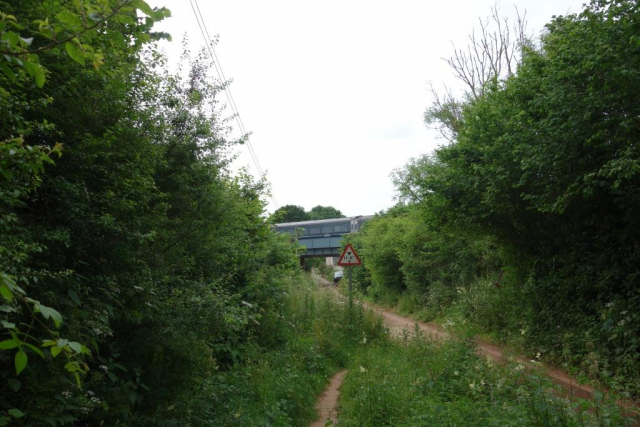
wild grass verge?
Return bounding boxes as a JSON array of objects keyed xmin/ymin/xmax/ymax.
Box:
[
  {"xmin": 338, "ymin": 329, "xmax": 636, "ymax": 426},
  {"xmin": 171, "ymin": 273, "xmax": 384, "ymax": 427}
]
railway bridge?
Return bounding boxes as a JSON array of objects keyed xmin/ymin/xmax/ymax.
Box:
[{"xmin": 273, "ymin": 216, "xmax": 372, "ymax": 258}]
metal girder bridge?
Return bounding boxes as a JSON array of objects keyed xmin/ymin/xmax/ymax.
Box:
[{"xmin": 273, "ymin": 216, "xmax": 372, "ymax": 258}]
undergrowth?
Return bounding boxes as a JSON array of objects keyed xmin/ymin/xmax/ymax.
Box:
[
  {"xmin": 174, "ymin": 273, "xmax": 384, "ymax": 427},
  {"xmin": 338, "ymin": 327, "xmax": 637, "ymax": 426}
]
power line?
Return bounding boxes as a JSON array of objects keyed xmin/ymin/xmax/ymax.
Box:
[
  {"xmin": 189, "ymin": 0, "xmax": 279, "ymax": 209},
  {"xmin": 189, "ymin": 0, "xmax": 256, "ymax": 168},
  {"xmin": 189, "ymin": 0, "xmax": 265, "ymax": 178}
]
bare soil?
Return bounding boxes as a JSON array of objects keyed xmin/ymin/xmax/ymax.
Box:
[{"xmin": 310, "ymin": 369, "xmax": 348, "ymax": 427}]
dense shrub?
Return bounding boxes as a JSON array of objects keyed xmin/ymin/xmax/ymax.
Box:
[
  {"xmin": 350, "ymin": 0, "xmax": 640, "ymax": 396},
  {"xmin": 346, "ymin": 205, "xmax": 499, "ymax": 313},
  {"xmin": 161, "ymin": 274, "xmax": 386, "ymax": 427},
  {"xmin": 0, "ymin": 1, "xmax": 333, "ymax": 424}
]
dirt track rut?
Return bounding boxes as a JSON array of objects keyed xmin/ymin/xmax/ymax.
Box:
[{"xmin": 310, "ymin": 369, "xmax": 348, "ymax": 427}]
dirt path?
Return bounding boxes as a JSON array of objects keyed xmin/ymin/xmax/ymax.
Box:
[
  {"xmin": 311, "ymin": 272, "xmax": 638, "ymax": 417},
  {"xmin": 310, "ymin": 369, "xmax": 348, "ymax": 427}
]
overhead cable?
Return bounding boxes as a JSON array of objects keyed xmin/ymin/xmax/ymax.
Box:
[{"xmin": 189, "ymin": 0, "xmax": 279, "ymax": 209}]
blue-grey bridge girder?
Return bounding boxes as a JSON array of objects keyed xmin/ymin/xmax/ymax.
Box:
[{"xmin": 273, "ymin": 216, "xmax": 372, "ymax": 258}]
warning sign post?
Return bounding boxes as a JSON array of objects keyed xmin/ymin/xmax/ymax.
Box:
[
  {"xmin": 337, "ymin": 244, "xmax": 361, "ymax": 307},
  {"xmin": 337, "ymin": 243, "xmax": 361, "ymax": 266}
]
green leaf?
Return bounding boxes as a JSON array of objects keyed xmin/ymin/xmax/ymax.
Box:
[
  {"xmin": 109, "ymin": 30, "xmax": 126, "ymax": 49},
  {"xmin": 0, "ymin": 273, "xmax": 16, "ymax": 287},
  {"xmin": 42, "ymin": 340, "xmax": 56, "ymax": 347},
  {"xmin": 15, "ymin": 350, "xmax": 27, "ymax": 375},
  {"xmin": 39, "ymin": 305, "xmax": 63, "ymax": 328},
  {"xmin": 112, "ymin": 13, "xmax": 136, "ymax": 25},
  {"xmin": 112, "ymin": 362, "xmax": 127, "ymax": 372},
  {"xmin": 88, "ymin": 12, "xmax": 103, "ymax": 22},
  {"xmin": 68, "ymin": 341, "xmax": 82, "ymax": 353},
  {"xmin": 55, "ymin": 9, "xmax": 83, "ymax": 27},
  {"xmin": 50, "ymin": 346, "xmax": 62, "ymax": 358},
  {"xmin": 65, "ymin": 41, "xmax": 85, "ymax": 66},
  {"xmin": 0, "ymin": 63, "xmax": 16, "ymax": 81},
  {"xmin": 79, "ymin": 344, "xmax": 91, "ymax": 355},
  {"xmin": 11, "ymin": 284, "xmax": 25, "ymax": 295},
  {"xmin": 131, "ymin": 0, "xmax": 154, "ymax": 16},
  {"xmin": 22, "ymin": 60, "xmax": 45, "ymax": 87},
  {"xmin": 68, "ymin": 289, "xmax": 81, "ymax": 305},
  {"xmin": 7, "ymin": 378, "xmax": 21, "ymax": 391},
  {"xmin": 23, "ymin": 342, "xmax": 45, "ymax": 359},
  {"xmin": 1, "ymin": 31, "xmax": 20, "ymax": 49},
  {"xmin": 8, "ymin": 409, "xmax": 24, "ymax": 418},
  {"xmin": 150, "ymin": 31, "xmax": 172, "ymax": 42},
  {"xmin": 0, "ymin": 284, "xmax": 13, "ymax": 302},
  {"xmin": 0, "ymin": 339, "xmax": 18, "ymax": 350},
  {"xmin": 1, "ymin": 320, "xmax": 16, "ymax": 329}
]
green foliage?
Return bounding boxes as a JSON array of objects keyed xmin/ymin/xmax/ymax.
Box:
[
  {"xmin": 315, "ymin": 261, "xmax": 334, "ymax": 280},
  {"xmin": 0, "ymin": 0, "xmax": 171, "ymax": 87},
  {"xmin": 0, "ymin": 1, "xmax": 335, "ymax": 423},
  {"xmin": 0, "ymin": 137, "xmax": 91, "ymax": 394},
  {"xmin": 271, "ymin": 204, "xmax": 345, "ymax": 223},
  {"xmin": 182, "ymin": 274, "xmax": 385, "ymax": 426},
  {"xmin": 354, "ymin": 0, "xmax": 640, "ymax": 397},
  {"xmin": 339, "ymin": 333, "xmax": 633, "ymax": 426},
  {"xmin": 272, "ymin": 204, "xmax": 308, "ymax": 222},
  {"xmin": 3, "ymin": 0, "xmax": 639, "ymax": 422},
  {"xmin": 347, "ymin": 205, "xmax": 499, "ymax": 312},
  {"xmin": 423, "ymin": 0, "xmax": 640, "ymax": 394},
  {"xmin": 307, "ymin": 205, "xmax": 344, "ymax": 220}
]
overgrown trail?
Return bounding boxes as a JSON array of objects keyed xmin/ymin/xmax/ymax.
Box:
[
  {"xmin": 311, "ymin": 273, "xmax": 639, "ymax": 418},
  {"xmin": 310, "ymin": 369, "xmax": 348, "ymax": 427}
]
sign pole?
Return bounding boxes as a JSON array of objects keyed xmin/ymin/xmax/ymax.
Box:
[
  {"xmin": 337, "ymin": 243, "xmax": 361, "ymax": 311},
  {"xmin": 348, "ymin": 267, "xmax": 353, "ymax": 308}
]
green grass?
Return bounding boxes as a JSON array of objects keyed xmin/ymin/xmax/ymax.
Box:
[
  {"xmin": 178, "ymin": 273, "xmax": 385, "ymax": 426},
  {"xmin": 338, "ymin": 331, "xmax": 635, "ymax": 426},
  {"xmin": 329, "ymin": 281, "xmax": 636, "ymax": 426},
  {"xmin": 190, "ymin": 274, "xmax": 635, "ymax": 426}
]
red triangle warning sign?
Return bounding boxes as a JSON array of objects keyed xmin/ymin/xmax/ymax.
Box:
[{"xmin": 337, "ymin": 243, "xmax": 361, "ymax": 266}]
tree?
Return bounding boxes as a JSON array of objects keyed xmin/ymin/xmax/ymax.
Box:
[
  {"xmin": 272, "ymin": 204, "xmax": 308, "ymax": 222},
  {"xmin": 404, "ymin": 0, "xmax": 640, "ymax": 392},
  {"xmin": 0, "ymin": 0, "xmax": 170, "ymax": 88},
  {"xmin": 425, "ymin": 5, "xmax": 528, "ymax": 143},
  {"xmin": 307, "ymin": 205, "xmax": 344, "ymax": 220},
  {"xmin": 0, "ymin": 0, "xmax": 173, "ymax": 421},
  {"xmin": 0, "ymin": 2, "xmax": 302, "ymax": 423}
]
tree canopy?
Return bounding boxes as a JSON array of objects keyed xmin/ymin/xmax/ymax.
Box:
[
  {"xmin": 308, "ymin": 205, "xmax": 344, "ymax": 220},
  {"xmin": 272, "ymin": 204, "xmax": 308, "ymax": 222},
  {"xmin": 271, "ymin": 204, "xmax": 345, "ymax": 222}
]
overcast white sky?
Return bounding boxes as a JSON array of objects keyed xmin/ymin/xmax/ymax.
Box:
[{"xmin": 148, "ymin": 0, "xmax": 583, "ymax": 217}]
